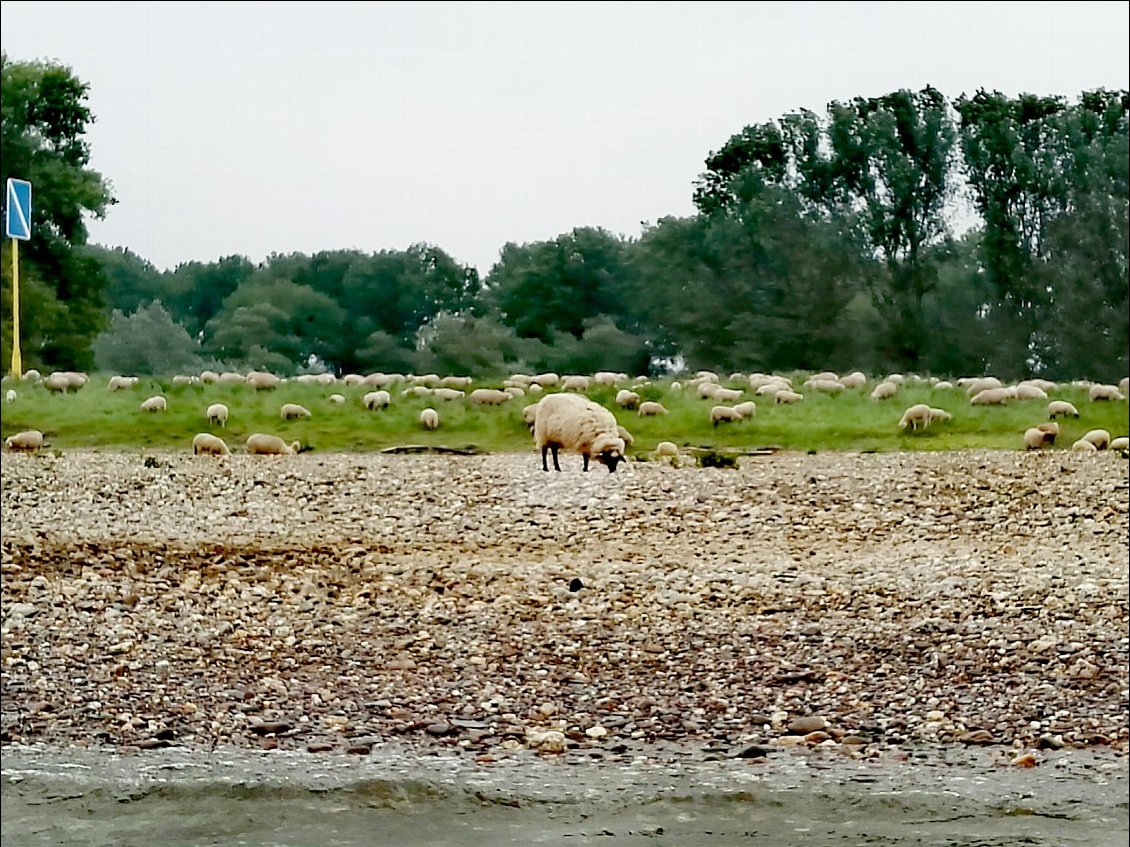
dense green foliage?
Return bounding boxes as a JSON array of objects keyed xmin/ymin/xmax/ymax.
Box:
[
  {"xmin": 2, "ymin": 52, "xmax": 1126, "ymax": 383},
  {"xmin": 2, "ymin": 374, "xmax": 1126, "ymax": 456}
]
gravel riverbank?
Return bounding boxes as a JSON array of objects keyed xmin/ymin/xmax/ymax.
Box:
[{"xmin": 2, "ymin": 448, "xmax": 1127, "ymax": 763}]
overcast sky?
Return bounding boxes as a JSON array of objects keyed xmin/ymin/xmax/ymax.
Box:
[{"xmin": 2, "ymin": 1, "xmax": 1128, "ymax": 275}]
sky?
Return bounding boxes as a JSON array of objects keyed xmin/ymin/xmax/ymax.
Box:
[{"xmin": 2, "ymin": 1, "xmax": 1128, "ymax": 276}]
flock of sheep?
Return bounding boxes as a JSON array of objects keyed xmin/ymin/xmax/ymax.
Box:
[{"xmin": 3, "ymin": 367, "xmax": 1129, "ymax": 467}]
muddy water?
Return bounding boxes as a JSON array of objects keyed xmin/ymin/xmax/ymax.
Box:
[{"xmin": 2, "ymin": 744, "xmax": 1126, "ymax": 846}]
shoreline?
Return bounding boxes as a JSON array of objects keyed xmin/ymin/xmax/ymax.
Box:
[{"xmin": 2, "ymin": 449, "xmax": 1128, "ymax": 760}]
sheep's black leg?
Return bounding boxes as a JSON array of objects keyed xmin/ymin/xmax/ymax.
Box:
[
  {"xmin": 582, "ymin": 453, "xmax": 590, "ymax": 472},
  {"xmin": 542, "ymin": 445, "xmax": 550, "ymax": 471},
  {"xmin": 552, "ymin": 445, "xmax": 561, "ymax": 471}
]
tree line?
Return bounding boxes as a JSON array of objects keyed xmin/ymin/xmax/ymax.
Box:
[{"xmin": 2, "ymin": 52, "xmax": 1127, "ymax": 382}]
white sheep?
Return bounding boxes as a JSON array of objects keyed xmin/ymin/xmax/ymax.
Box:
[
  {"xmin": 218, "ymin": 372, "xmax": 246, "ymax": 384},
  {"xmin": 533, "ymin": 391, "xmax": 625, "ymax": 472},
  {"xmin": 533, "ymin": 373, "xmax": 560, "ymax": 388},
  {"xmin": 696, "ymin": 381, "xmax": 721, "ymax": 399},
  {"xmin": 1082, "ymin": 429, "xmax": 1112, "ymax": 450},
  {"xmin": 22, "ymin": 369, "xmax": 41, "ymax": 381},
  {"xmin": 840, "ymin": 372, "xmax": 867, "ymax": 390},
  {"xmin": 200, "ymin": 370, "xmax": 220, "ymax": 384},
  {"xmin": 522, "ymin": 402, "xmax": 540, "ymax": 431},
  {"xmin": 468, "ymin": 388, "xmax": 512, "ymax": 405},
  {"xmin": 246, "ymin": 433, "xmax": 300, "ymax": 455},
  {"xmin": 433, "ymin": 387, "xmax": 465, "ymax": 401},
  {"xmin": 192, "ymin": 433, "xmax": 230, "ymax": 455},
  {"xmin": 561, "ymin": 375, "xmax": 591, "ymax": 392},
  {"xmin": 5, "ymin": 389, "xmax": 16, "ymax": 403},
  {"xmin": 1089, "ymin": 384, "xmax": 1125, "ymax": 401},
  {"xmin": 653, "ymin": 441, "xmax": 680, "ymax": 462},
  {"xmin": 171, "ymin": 375, "xmax": 196, "ymax": 386},
  {"xmin": 617, "ymin": 425, "xmax": 635, "ymax": 447},
  {"xmin": 1119, "ymin": 377, "xmax": 1129, "ymax": 396},
  {"xmin": 615, "ymin": 389, "xmax": 641, "ymax": 409},
  {"xmin": 1035, "ymin": 421, "xmax": 1060, "ymax": 445},
  {"xmin": 419, "ymin": 407, "xmax": 440, "ymax": 430},
  {"xmin": 775, "ymin": 389, "xmax": 804, "ymax": 404},
  {"xmin": 1047, "ymin": 400, "xmax": 1079, "ymax": 419},
  {"xmin": 964, "ymin": 377, "xmax": 1002, "ymax": 395},
  {"xmin": 280, "ymin": 403, "xmax": 312, "ymax": 420},
  {"xmin": 363, "ymin": 390, "xmax": 391, "ymax": 410},
  {"xmin": 108, "ymin": 375, "xmax": 139, "ymax": 391},
  {"xmin": 1109, "ymin": 436, "xmax": 1129, "ymax": 453},
  {"xmin": 328, "ymin": 393, "xmax": 346, "ymax": 404},
  {"xmin": 710, "ymin": 405, "xmax": 744, "ymax": 426},
  {"xmin": 246, "ymin": 371, "xmax": 281, "ymax": 390},
  {"xmin": 440, "ymin": 375, "xmax": 474, "ymax": 389},
  {"xmin": 44, "ymin": 372, "xmax": 71, "ymax": 392},
  {"xmin": 140, "ymin": 396, "xmax": 167, "ymax": 413},
  {"xmin": 4, "ymin": 429, "xmax": 43, "ymax": 451},
  {"xmin": 206, "ymin": 403, "xmax": 229, "ymax": 427},
  {"xmin": 806, "ymin": 378, "xmax": 845, "ymax": 392},
  {"xmin": 637, "ymin": 401, "xmax": 668, "ymax": 416},
  {"xmin": 1071, "ymin": 439, "xmax": 1098, "ymax": 452},
  {"xmin": 970, "ymin": 387, "xmax": 1010, "ymax": 405},
  {"xmin": 934, "ymin": 380, "xmax": 954, "ymax": 391},
  {"xmin": 732, "ymin": 400, "xmax": 757, "ymax": 419},
  {"xmin": 1014, "ymin": 384, "xmax": 1048, "ymax": 400},
  {"xmin": 503, "ymin": 386, "xmax": 526, "ymax": 399},
  {"xmin": 870, "ymin": 381, "xmax": 898, "ymax": 400},
  {"xmin": 898, "ymin": 404, "xmax": 949, "ymax": 431},
  {"xmin": 1024, "ymin": 427, "xmax": 1055, "ymax": 450}
]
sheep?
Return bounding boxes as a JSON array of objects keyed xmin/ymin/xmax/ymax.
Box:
[
  {"xmin": 1089, "ymin": 384, "xmax": 1125, "ymax": 401},
  {"xmin": 342, "ymin": 373, "xmax": 366, "ymax": 386},
  {"xmin": 615, "ymin": 389, "xmax": 641, "ymax": 410},
  {"xmin": 1014, "ymin": 384, "xmax": 1048, "ymax": 400},
  {"xmin": 140, "ymin": 395, "xmax": 167, "ymax": 413},
  {"xmin": 561, "ymin": 375, "xmax": 591, "ymax": 392},
  {"xmin": 522, "ymin": 402, "xmax": 540, "ymax": 432},
  {"xmin": 171, "ymin": 375, "xmax": 196, "ymax": 386},
  {"xmin": 402, "ymin": 385, "xmax": 433, "ymax": 398},
  {"xmin": 732, "ymin": 400, "xmax": 757, "ymax": 419},
  {"xmin": 808, "ymin": 371, "xmax": 839, "ymax": 383},
  {"xmin": 363, "ymin": 390, "xmax": 391, "ymax": 410},
  {"xmin": 1047, "ymin": 400, "xmax": 1079, "ymax": 419},
  {"xmin": 696, "ymin": 381, "xmax": 722, "ymax": 400},
  {"xmin": 22, "ymin": 369, "xmax": 41, "ymax": 381},
  {"xmin": 433, "ymin": 387, "xmax": 465, "ymax": 401},
  {"xmin": 246, "ymin": 371, "xmax": 281, "ymax": 390},
  {"xmin": 533, "ymin": 391, "xmax": 625, "ymax": 472},
  {"xmin": 1110, "ymin": 436, "xmax": 1129, "ymax": 453},
  {"xmin": 4, "ymin": 430, "xmax": 43, "ymax": 451},
  {"xmin": 1082, "ymin": 429, "xmax": 1111, "ymax": 450},
  {"xmin": 898, "ymin": 404, "xmax": 935, "ymax": 431},
  {"xmin": 503, "ymin": 386, "xmax": 526, "ymax": 399},
  {"xmin": 280, "ymin": 403, "xmax": 312, "ymax": 420},
  {"xmin": 468, "ymin": 388, "xmax": 512, "ymax": 406},
  {"xmin": 806, "ymin": 378, "xmax": 845, "ymax": 393},
  {"xmin": 192, "ymin": 433, "xmax": 230, "ymax": 455},
  {"xmin": 934, "ymin": 380, "xmax": 954, "ymax": 391},
  {"xmin": 637, "ymin": 401, "xmax": 668, "ymax": 417},
  {"xmin": 617, "ymin": 425, "xmax": 635, "ymax": 447},
  {"xmin": 713, "ymin": 387, "xmax": 744, "ymax": 403},
  {"xmin": 1120, "ymin": 377, "xmax": 1129, "ymax": 396},
  {"xmin": 206, "ymin": 403, "xmax": 229, "ymax": 427},
  {"xmin": 200, "ymin": 370, "xmax": 220, "ymax": 384},
  {"xmin": 1035, "ymin": 421, "xmax": 1060, "ymax": 445},
  {"xmin": 218, "ymin": 372, "xmax": 246, "ymax": 384},
  {"xmin": 44, "ymin": 372, "xmax": 71, "ymax": 392},
  {"xmin": 593, "ymin": 371, "xmax": 624, "ymax": 387},
  {"xmin": 870, "ymin": 381, "xmax": 898, "ymax": 400},
  {"xmin": 328, "ymin": 393, "xmax": 346, "ymax": 404},
  {"xmin": 246, "ymin": 433, "xmax": 300, "ymax": 455},
  {"xmin": 970, "ymin": 387, "xmax": 1010, "ymax": 405},
  {"xmin": 440, "ymin": 375, "xmax": 474, "ymax": 389},
  {"xmin": 419, "ymin": 407, "xmax": 440, "ymax": 430},
  {"xmin": 1071, "ymin": 439, "xmax": 1098, "ymax": 452},
  {"xmin": 5, "ymin": 389, "xmax": 15, "ymax": 403},
  {"xmin": 710, "ymin": 405, "xmax": 744, "ymax": 426},
  {"xmin": 1024, "ymin": 427, "xmax": 1055, "ymax": 450},
  {"xmin": 533, "ymin": 373, "xmax": 560, "ymax": 388},
  {"xmin": 108, "ymin": 375, "xmax": 139, "ymax": 391},
  {"xmin": 527, "ymin": 383, "xmax": 544, "ymax": 395},
  {"xmin": 840, "ymin": 371, "xmax": 867, "ymax": 390},
  {"xmin": 653, "ymin": 441, "xmax": 680, "ymax": 462},
  {"xmin": 964, "ymin": 377, "xmax": 1002, "ymax": 395},
  {"xmin": 775, "ymin": 389, "xmax": 805, "ymax": 404}
]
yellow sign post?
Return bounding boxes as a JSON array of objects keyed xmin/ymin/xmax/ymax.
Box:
[{"xmin": 11, "ymin": 239, "xmax": 21, "ymax": 378}]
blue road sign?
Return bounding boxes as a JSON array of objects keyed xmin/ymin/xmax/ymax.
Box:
[{"xmin": 6, "ymin": 178, "xmax": 32, "ymax": 240}]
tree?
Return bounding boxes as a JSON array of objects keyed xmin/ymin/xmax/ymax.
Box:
[
  {"xmin": 79, "ymin": 245, "xmax": 166, "ymax": 314},
  {"xmin": 1, "ymin": 52, "xmax": 116, "ymax": 370},
  {"xmin": 91, "ymin": 301, "xmax": 204, "ymax": 374}
]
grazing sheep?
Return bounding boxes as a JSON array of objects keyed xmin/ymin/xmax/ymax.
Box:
[
  {"xmin": 342, "ymin": 373, "xmax": 366, "ymax": 386},
  {"xmin": 732, "ymin": 401, "xmax": 757, "ymax": 419},
  {"xmin": 710, "ymin": 405, "xmax": 744, "ymax": 426},
  {"xmin": 1047, "ymin": 400, "xmax": 1079, "ymax": 419},
  {"xmin": 561, "ymin": 375, "xmax": 591, "ymax": 392},
  {"xmin": 246, "ymin": 371, "xmax": 281, "ymax": 390},
  {"xmin": 594, "ymin": 371, "xmax": 625, "ymax": 387},
  {"xmin": 503, "ymin": 386, "xmax": 526, "ymax": 399},
  {"xmin": 468, "ymin": 388, "xmax": 512, "ymax": 405},
  {"xmin": 1082, "ymin": 429, "xmax": 1112, "ymax": 450},
  {"xmin": 419, "ymin": 407, "xmax": 440, "ymax": 430},
  {"xmin": 522, "ymin": 402, "xmax": 540, "ymax": 432},
  {"xmin": 533, "ymin": 392, "xmax": 625, "ymax": 473},
  {"xmin": 1089, "ymin": 384, "xmax": 1125, "ymax": 401},
  {"xmin": 108, "ymin": 375, "xmax": 139, "ymax": 391},
  {"xmin": 328, "ymin": 393, "xmax": 346, "ymax": 404},
  {"xmin": 440, "ymin": 375, "xmax": 474, "ymax": 389},
  {"xmin": 246, "ymin": 433, "xmax": 300, "ymax": 455},
  {"xmin": 696, "ymin": 381, "xmax": 722, "ymax": 400},
  {"xmin": 637, "ymin": 401, "xmax": 668, "ymax": 417},
  {"xmin": 964, "ymin": 377, "xmax": 1003, "ymax": 396},
  {"xmin": 200, "ymin": 370, "xmax": 220, "ymax": 384},
  {"xmin": 44, "ymin": 372, "xmax": 71, "ymax": 392},
  {"xmin": 970, "ymin": 387, "xmax": 1010, "ymax": 405},
  {"xmin": 402, "ymin": 385, "xmax": 433, "ymax": 398},
  {"xmin": 1109, "ymin": 436, "xmax": 1129, "ymax": 453},
  {"xmin": 218, "ymin": 372, "xmax": 246, "ymax": 384},
  {"xmin": 775, "ymin": 389, "xmax": 804, "ymax": 404},
  {"xmin": 870, "ymin": 381, "xmax": 898, "ymax": 400},
  {"xmin": 615, "ymin": 389, "xmax": 641, "ymax": 410},
  {"xmin": 5, "ymin": 389, "xmax": 15, "ymax": 403},
  {"xmin": 617, "ymin": 425, "xmax": 635, "ymax": 447},
  {"xmin": 806, "ymin": 378, "xmax": 845, "ymax": 393},
  {"xmin": 1119, "ymin": 377, "xmax": 1129, "ymax": 396},
  {"xmin": 363, "ymin": 390, "xmax": 391, "ymax": 410},
  {"xmin": 140, "ymin": 396, "xmax": 167, "ymax": 413},
  {"xmin": 171, "ymin": 375, "xmax": 196, "ymax": 386},
  {"xmin": 934, "ymin": 380, "xmax": 954, "ymax": 391},
  {"xmin": 1035, "ymin": 421, "xmax": 1060, "ymax": 445},
  {"xmin": 898, "ymin": 404, "xmax": 948, "ymax": 431},
  {"xmin": 1014, "ymin": 384, "xmax": 1048, "ymax": 400},
  {"xmin": 1024, "ymin": 427, "xmax": 1055, "ymax": 450},
  {"xmin": 22, "ymin": 369, "xmax": 41, "ymax": 381},
  {"xmin": 840, "ymin": 372, "xmax": 867, "ymax": 390},
  {"xmin": 4, "ymin": 429, "xmax": 43, "ymax": 451},
  {"xmin": 1071, "ymin": 439, "xmax": 1098, "ymax": 452},
  {"xmin": 533, "ymin": 373, "xmax": 560, "ymax": 388},
  {"xmin": 433, "ymin": 387, "xmax": 465, "ymax": 401},
  {"xmin": 206, "ymin": 403, "xmax": 229, "ymax": 427},
  {"xmin": 653, "ymin": 441, "xmax": 680, "ymax": 461},
  {"xmin": 192, "ymin": 433, "xmax": 230, "ymax": 455},
  {"xmin": 280, "ymin": 403, "xmax": 312, "ymax": 420}
]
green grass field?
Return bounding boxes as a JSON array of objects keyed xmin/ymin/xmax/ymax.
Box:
[{"xmin": 2, "ymin": 373, "xmax": 1127, "ymax": 458}]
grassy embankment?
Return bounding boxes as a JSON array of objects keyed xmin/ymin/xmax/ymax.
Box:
[{"xmin": 1, "ymin": 374, "xmax": 1127, "ymax": 458}]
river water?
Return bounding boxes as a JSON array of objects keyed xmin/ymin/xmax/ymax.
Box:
[{"xmin": 2, "ymin": 743, "xmax": 1126, "ymax": 846}]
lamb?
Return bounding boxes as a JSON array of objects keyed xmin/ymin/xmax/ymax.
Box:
[
  {"xmin": 615, "ymin": 389, "xmax": 641, "ymax": 410},
  {"xmin": 732, "ymin": 400, "xmax": 757, "ymax": 419},
  {"xmin": 1089, "ymin": 383, "xmax": 1125, "ymax": 401},
  {"xmin": 192, "ymin": 433, "xmax": 230, "ymax": 455},
  {"xmin": 280, "ymin": 403, "xmax": 312, "ymax": 420},
  {"xmin": 1082, "ymin": 429, "xmax": 1111, "ymax": 450},
  {"xmin": 419, "ymin": 407, "xmax": 440, "ymax": 430},
  {"xmin": 710, "ymin": 405, "xmax": 744, "ymax": 426},
  {"xmin": 206, "ymin": 403, "xmax": 229, "ymax": 427},
  {"xmin": 363, "ymin": 390, "xmax": 391, "ymax": 410},
  {"xmin": 533, "ymin": 391, "xmax": 625, "ymax": 472},
  {"xmin": 1047, "ymin": 400, "xmax": 1079, "ymax": 419},
  {"xmin": 637, "ymin": 401, "xmax": 668, "ymax": 417},
  {"xmin": 246, "ymin": 433, "xmax": 300, "ymax": 455},
  {"xmin": 870, "ymin": 381, "xmax": 898, "ymax": 400},
  {"xmin": 4, "ymin": 430, "xmax": 43, "ymax": 451},
  {"xmin": 140, "ymin": 395, "xmax": 167, "ymax": 412}
]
